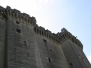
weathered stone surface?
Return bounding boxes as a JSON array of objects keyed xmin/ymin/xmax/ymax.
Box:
[
  {"xmin": 61, "ymin": 40, "xmax": 91, "ymax": 68},
  {"xmin": 0, "ymin": 18, "xmax": 6, "ymax": 68},
  {"xmin": 0, "ymin": 6, "xmax": 91, "ymax": 68}
]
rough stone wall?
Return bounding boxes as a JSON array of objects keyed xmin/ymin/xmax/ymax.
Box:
[
  {"xmin": 6, "ymin": 18, "xmax": 36, "ymax": 68},
  {"xmin": 35, "ymin": 34, "xmax": 69, "ymax": 68},
  {"xmin": 5, "ymin": 17, "xmax": 69, "ymax": 68},
  {"xmin": 72, "ymin": 41, "xmax": 91, "ymax": 68},
  {"xmin": 61, "ymin": 40, "xmax": 91, "ymax": 68},
  {"xmin": 0, "ymin": 18, "xmax": 6, "ymax": 68},
  {"xmin": 0, "ymin": 5, "xmax": 91, "ymax": 68}
]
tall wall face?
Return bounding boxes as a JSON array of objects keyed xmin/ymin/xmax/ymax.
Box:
[
  {"xmin": 5, "ymin": 18, "xmax": 69, "ymax": 68},
  {"xmin": 0, "ymin": 6, "xmax": 91, "ymax": 68},
  {"xmin": 6, "ymin": 18, "xmax": 37, "ymax": 68},
  {"xmin": 5, "ymin": 17, "xmax": 70, "ymax": 68},
  {"xmin": 35, "ymin": 35, "xmax": 69, "ymax": 68},
  {"xmin": 0, "ymin": 17, "xmax": 6, "ymax": 68},
  {"xmin": 61, "ymin": 40, "xmax": 91, "ymax": 68}
]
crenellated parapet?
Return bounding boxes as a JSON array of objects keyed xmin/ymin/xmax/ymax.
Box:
[
  {"xmin": 0, "ymin": 5, "xmax": 83, "ymax": 49},
  {"xmin": 34, "ymin": 24, "xmax": 83, "ymax": 49},
  {"xmin": 34, "ymin": 25, "xmax": 60, "ymax": 44},
  {"xmin": 0, "ymin": 6, "xmax": 6, "ymax": 19},
  {"xmin": 57, "ymin": 28, "xmax": 83, "ymax": 50},
  {"xmin": 0, "ymin": 5, "xmax": 36, "ymax": 26}
]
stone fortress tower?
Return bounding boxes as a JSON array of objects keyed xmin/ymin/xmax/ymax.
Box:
[{"xmin": 0, "ymin": 6, "xmax": 91, "ymax": 68}]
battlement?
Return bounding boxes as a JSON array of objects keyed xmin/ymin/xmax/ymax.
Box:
[
  {"xmin": 0, "ymin": 5, "xmax": 36, "ymax": 26},
  {"xmin": 57, "ymin": 28, "xmax": 83, "ymax": 50},
  {"xmin": 0, "ymin": 6, "xmax": 6, "ymax": 19},
  {"xmin": 0, "ymin": 5, "xmax": 90, "ymax": 68},
  {"xmin": 34, "ymin": 25, "xmax": 60, "ymax": 44},
  {"xmin": 0, "ymin": 5, "xmax": 83, "ymax": 49},
  {"xmin": 0, "ymin": 6, "xmax": 5, "ymax": 12},
  {"xmin": 34, "ymin": 25, "xmax": 83, "ymax": 50}
]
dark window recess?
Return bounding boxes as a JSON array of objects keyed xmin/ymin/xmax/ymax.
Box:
[
  {"xmin": 42, "ymin": 32, "xmax": 43, "ymax": 35},
  {"xmin": 34, "ymin": 28, "xmax": 36, "ymax": 32},
  {"xmin": 16, "ymin": 21, "xmax": 20, "ymax": 24},
  {"xmin": 50, "ymin": 49, "xmax": 53, "ymax": 52},
  {"xmin": 23, "ymin": 41, "xmax": 27, "ymax": 49},
  {"xmin": 43, "ymin": 39, "xmax": 47, "ymax": 42},
  {"xmin": 23, "ymin": 41, "xmax": 26, "ymax": 45},
  {"xmin": 70, "ymin": 63, "xmax": 72, "ymax": 65},
  {"xmin": 16, "ymin": 29, "xmax": 21, "ymax": 33},
  {"xmin": 48, "ymin": 58, "xmax": 51, "ymax": 63},
  {"xmin": 70, "ymin": 63, "xmax": 73, "ymax": 68}
]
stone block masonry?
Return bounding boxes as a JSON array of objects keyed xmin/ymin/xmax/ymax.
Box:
[{"xmin": 0, "ymin": 5, "xmax": 91, "ymax": 68}]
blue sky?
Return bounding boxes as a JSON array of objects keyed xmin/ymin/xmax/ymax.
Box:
[{"xmin": 0, "ymin": 0, "xmax": 91, "ymax": 63}]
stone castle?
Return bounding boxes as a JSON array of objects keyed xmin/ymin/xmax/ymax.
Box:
[{"xmin": 0, "ymin": 6, "xmax": 91, "ymax": 68}]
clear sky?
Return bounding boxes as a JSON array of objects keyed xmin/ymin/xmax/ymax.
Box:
[{"xmin": 0, "ymin": 0, "xmax": 91, "ymax": 63}]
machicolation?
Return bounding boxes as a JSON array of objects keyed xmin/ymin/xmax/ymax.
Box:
[
  {"xmin": 0, "ymin": 5, "xmax": 91, "ymax": 68},
  {"xmin": 0, "ymin": 5, "xmax": 83, "ymax": 49}
]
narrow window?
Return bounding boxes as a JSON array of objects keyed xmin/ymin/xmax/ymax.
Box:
[
  {"xmin": 70, "ymin": 63, "xmax": 72, "ymax": 66},
  {"xmin": 50, "ymin": 49, "xmax": 53, "ymax": 52},
  {"xmin": 42, "ymin": 31, "xmax": 43, "ymax": 35},
  {"xmin": 23, "ymin": 41, "xmax": 27, "ymax": 49},
  {"xmin": 23, "ymin": 41, "xmax": 26, "ymax": 45},
  {"xmin": 70, "ymin": 63, "xmax": 73, "ymax": 68},
  {"xmin": 48, "ymin": 58, "xmax": 51, "ymax": 63},
  {"xmin": 43, "ymin": 39, "xmax": 47, "ymax": 43},
  {"xmin": 34, "ymin": 28, "xmax": 36, "ymax": 32},
  {"xmin": 16, "ymin": 21, "xmax": 20, "ymax": 24},
  {"xmin": 16, "ymin": 28, "xmax": 21, "ymax": 33}
]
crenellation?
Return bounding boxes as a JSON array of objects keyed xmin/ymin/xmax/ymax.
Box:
[
  {"xmin": 13, "ymin": 9, "xmax": 21, "ymax": 13},
  {"xmin": 31, "ymin": 17, "xmax": 36, "ymax": 25},
  {"xmin": 6, "ymin": 6, "xmax": 12, "ymax": 16},
  {"xmin": 54, "ymin": 36, "xmax": 56, "ymax": 41},
  {"xmin": 0, "ymin": 6, "xmax": 37, "ymax": 27},
  {"xmin": 6, "ymin": 6, "xmax": 11, "ymax": 9},
  {"xmin": 17, "ymin": 13, "xmax": 21, "ymax": 21},
  {"xmin": 0, "ymin": 5, "xmax": 91, "ymax": 68},
  {"xmin": 22, "ymin": 13, "xmax": 30, "ymax": 17},
  {"xmin": 12, "ymin": 9, "xmax": 21, "ymax": 20},
  {"xmin": 0, "ymin": 6, "xmax": 6, "ymax": 19},
  {"xmin": 0, "ymin": 6, "xmax": 36, "ymax": 26},
  {"xmin": 77, "ymin": 39, "xmax": 83, "ymax": 49},
  {"xmin": 0, "ymin": 6, "xmax": 5, "ymax": 12},
  {"xmin": 0, "ymin": 5, "xmax": 83, "ymax": 47},
  {"xmin": 39, "ymin": 29, "xmax": 41, "ymax": 35},
  {"xmin": 71, "ymin": 36, "xmax": 74, "ymax": 41},
  {"xmin": 39, "ymin": 26, "xmax": 45, "ymax": 30},
  {"xmin": 34, "ymin": 25, "xmax": 60, "ymax": 43},
  {"xmin": 58, "ymin": 30, "xmax": 83, "ymax": 50}
]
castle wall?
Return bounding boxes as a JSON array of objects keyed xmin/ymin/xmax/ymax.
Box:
[
  {"xmin": 35, "ymin": 34, "xmax": 69, "ymax": 68},
  {"xmin": 6, "ymin": 18, "xmax": 37, "ymax": 68},
  {"xmin": 61, "ymin": 40, "xmax": 91, "ymax": 68},
  {"xmin": 72, "ymin": 41, "xmax": 91, "ymax": 68},
  {"xmin": 0, "ymin": 5, "xmax": 91, "ymax": 68},
  {"xmin": 0, "ymin": 18, "xmax": 6, "ymax": 68}
]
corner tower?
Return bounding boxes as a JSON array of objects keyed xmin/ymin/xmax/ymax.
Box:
[
  {"xmin": 0, "ymin": 5, "xmax": 91, "ymax": 68},
  {"xmin": 0, "ymin": 6, "xmax": 6, "ymax": 68},
  {"xmin": 58, "ymin": 28, "xmax": 91, "ymax": 68},
  {"xmin": 0, "ymin": 6, "xmax": 69, "ymax": 68},
  {"xmin": 5, "ymin": 6, "xmax": 37, "ymax": 68}
]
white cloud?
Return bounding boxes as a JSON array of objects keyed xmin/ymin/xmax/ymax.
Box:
[
  {"xmin": 0, "ymin": 0, "xmax": 53, "ymax": 14},
  {"xmin": 87, "ymin": 55, "xmax": 91, "ymax": 63}
]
